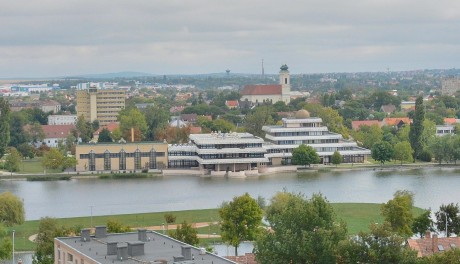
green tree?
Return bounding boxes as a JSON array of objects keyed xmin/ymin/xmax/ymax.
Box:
[
  {"xmin": 409, "ymin": 96, "xmax": 425, "ymax": 160},
  {"xmin": 0, "ymin": 224, "xmax": 12, "ymax": 260},
  {"xmin": 144, "ymin": 106, "xmax": 169, "ymax": 141},
  {"xmin": 429, "ymin": 135, "xmax": 456, "ymax": 164},
  {"xmin": 331, "ymin": 151, "xmax": 342, "ymax": 167},
  {"xmin": 33, "ymin": 217, "xmax": 70, "ymax": 264},
  {"xmin": 164, "ymin": 213, "xmax": 176, "ymax": 231},
  {"xmin": 97, "ymin": 128, "xmax": 113, "ymax": 143},
  {"xmin": 412, "ymin": 210, "xmax": 434, "ymax": 238},
  {"xmin": 42, "ymin": 148, "xmax": 64, "ymax": 170},
  {"xmin": 291, "ymin": 144, "xmax": 321, "ymax": 167},
  {"xmin": 219, "ymin": 193, "xmax": 263, "ymax": 256},
  {"xmin": 0, "ymin": 192, "xmax": 25, "ymax": 226},
  {"xmin": 17, "ymin": 143, "xmax": 35, "ymax": 159},
  {"xmin": 4, "ymin": 147, "xmax": 22, "ymax": 173},
  {"xmin": 337, "ymin": 222, "xmax": 417, "ymax": 264},
  {"xmin": 371, "ymin": 141, "xmax": 394, "ymax": 165},
  {"xmin": 76, "ymin": 115, "xmax": 93, "ymax": 143},
  {"xmin": 26, "ymin": 122, "xmax": 45, "ymax": 143},
  {"xmin": 0, "ymin": 98, "xmax": 10, "ymax": 158},
  {"xmin": 243, "ymin": 106, "xmax": 274, "ymax": 138},
  {"xmin": 381, "ymin": 190, "xmax": 414, "ymax": 237},
  {"xmin": 393, "ymin": 141, "xmax": 413, "ymax": 165},
  {"xmin": 435, "ymin": 203, "xmax": 460, "ymax": 237},
  {"xmin": 119, "ymin": 108, "xmax": 148, "ymax": 141},
  {"xmin": 62, "ymin": 156, "xmax": 77, "ymax": 171},
  {"xmin": 107, "ymin": 219, "xmax": 131, "ymax": 233},
  {"xmin": 255, "ymin": 192, "xmax": 347, "ymax": 264},
  {"xmin": 170, "ymin": 221, "xmax": 199, "ymax": 246},
  {"xmin": 305, "ymin": 105, "xmax": 349, "ymax": 139},
  {"xmin": 420, "ymin": 248, "xmax": 460, "ymax": 263}
]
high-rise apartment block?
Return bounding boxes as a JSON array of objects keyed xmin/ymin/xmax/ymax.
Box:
[
  {"xmin": 76, "ymin": 87, "xmax": 125, "ymax": 125},
  {"xmin": 442, "ymin": 78, "xmax": 460, "ymax": 96}
]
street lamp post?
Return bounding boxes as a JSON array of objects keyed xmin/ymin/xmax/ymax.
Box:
[
  {"xmin": 445, "ymin": 212, "xmax": 449, "ymax": 237},
  {"xmin": 12, "ymin": 230, "xmax": 15, "ymax": 264}
]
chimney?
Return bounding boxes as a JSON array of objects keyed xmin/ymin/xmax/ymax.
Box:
[
  {"xmin": 107, "ymin": 242, "xmax": 117, "ymax": 255},
  {"xmin": 117, "ymin": 244, "xmax": 128, "ymax": 261},
  {"xmin": 181, "ymin": 245, "xmax": 192, "ymax": 260},
  {"xmin": 138, "ymin": 229, "xmax": 147, "ymax": 242},
  {"xmin": 425, "ymin": 231, "xmax": 431, "ymax": 239},
  {"xmin": 131, "ymin": 127, "xmax": 134, "ymax": 142},
  {"xmin": 80, "ymin": 229, "xmax": 91, "ymax": 242},
  {"xmin": 432, "ymin": 234, "xmax": 439, "ymax": 253},
  {"xmin": 95, "ymin": 226, "xmax": 107, "ymax": 238},
  {"xmin": 127, "ymin": 241, "xmax": 145, "ymax": 256}
]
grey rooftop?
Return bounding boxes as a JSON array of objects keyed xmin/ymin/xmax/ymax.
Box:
[{"xmin": 56, "ymin": 229, "xmax": 236, "ymax": 264}]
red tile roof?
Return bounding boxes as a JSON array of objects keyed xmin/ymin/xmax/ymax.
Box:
[
  {"xmin": 226, "ymin": 100, "xmax": 239, "ymax": 107},
  {"xmin": 94, "ymin": 122, "xmax": 120, "ymax": 135},
  {"xmin": 383, "ymin": 117, "xmax": 411, "ymax": 126},
  {"xmin": 444, "ymin": 118, "xmax": 457, "ymax": 125},
  {"xmin": 407, "ymin": 234, "xmax": 460, "ymax": 257},
  {"xmin": 41, "ymin": 125, "xmax": 75, "ymax": 139},
  {"xmin": 241, "ymin": 85, "xmax": 282, "ymax": 96},
  {"xmin": 351, "ymin": 120, "xmax": 381, "ymax": 130},
  {"xmin": 189, "ymin": 126, "xmax": 202, "ymax": 134},
  {"xmin": 226, "ymin": 253, "xmax": 258, "ymax": 264}
]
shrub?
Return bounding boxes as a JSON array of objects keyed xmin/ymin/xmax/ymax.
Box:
[{"xmin": 418, "ymin": 150, "xmax": 433, "ymax": 162}]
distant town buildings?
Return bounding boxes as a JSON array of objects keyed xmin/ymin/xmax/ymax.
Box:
[
  {"xmin": 76, "ymin": 87, "xmax": 125, "ymax": 125},
  {"xmin": 48, "ymin": 115, "xmax": 77, "ymax": 125},
  {"xmin": 37, "ymin": 124, "xmax": 75, "ymax": 148},
  {"xmin": 241, "ymin": 64, "xmax": 291, "ymax": 104},
  {"xmin": 442, "ymin": 78, "xmax": 460, "ymax": 96}
]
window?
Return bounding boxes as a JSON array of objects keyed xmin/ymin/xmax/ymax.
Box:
[
  {"xmin": 88, "ymin": 151, "xmax": 96, "ymax": 171},
  {"xmin": 67, "ymin": 253, "xmax": 73, "ymax": 261},
  {"xmin": 149, "ymin": 149, "xmax": 156, "ymax": 169},
  {"xmin": 134, "ymin": 149, "xmax": 141, "ymax": 170},
  {"xmin": 285, "ymin": 78, "xmax": 288, "ymax": 84},
  {"xmin": 119, "ymin": 150, "xmax": 126, "ymax": 170},
  {"xmin": 104, "ymin": 150, "xmax": 111, "ymax": 171}
]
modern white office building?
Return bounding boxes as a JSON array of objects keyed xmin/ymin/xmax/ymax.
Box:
[
  {"xmin": 168, "ymin": 132, "xmax": 268, "ymax": 174},
  {"xmin": 262, "ymin": 110, "xmax": 371, "ymax": 165}
]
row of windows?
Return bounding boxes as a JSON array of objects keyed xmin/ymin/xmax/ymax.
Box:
[
  {"xmin": 80, "ymin": 150, "xmax": 165, "ymax": 159},
  {"xmin": 199, "ymin": 153, "xmax": 264, "ymax": 159},
  {"xmin": 86, "ymin": 150, "xmax": 159, "ymax": 171},
  {"xmin": 197, "ymin": 143, "xmax": 262, "ymax": 149},
  {"xmin": 273, "ymin": 131, "xmax": 326, "ymax": 137},
  {"xmin": 168, "ymin": 160, "xmax": 198, "ymax": 168},
  {"xmin": 276, "ymin": 139, "xmax": 338, "ymax": 145},
  {"xmin": 169, "ymin": 151, "xmax": 197, "ymax": 156}
]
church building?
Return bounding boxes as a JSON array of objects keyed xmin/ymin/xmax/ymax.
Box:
[{"xmin": 240, "ymin": 64, "xmax": 291, "ymax": 104}]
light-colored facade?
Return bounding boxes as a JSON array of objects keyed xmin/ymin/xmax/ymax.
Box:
[
  {"xmin": 262, "ymin": 110, "xmax": 371, "ymax": 165},
  {"xmin": 436, "ymin": 125, "xmax": 455, "ymax": 136},
  {"xmin": 76, "ymin": 87, "xmax": 125, "ymax": 125},
  {"xmin": 168, "ymin": 132, "xmax": 268, "ymax": 173},
  {"xmin": 442, "ymin": 78, "xmax": 460, "ymax": 96},
  {"xmin": 48, "ymin": 115, "xmax": 77, "ymax": 125},
  {"xmin": 75, "ymin": 142, "xmax": 168, "ymax": 172},
  {"xmin": 55, "ymin": 227, "xmax": 236, "ymax": 264},
  {"xmin": 241, "ymin": 64, "xmax": 291, "ymax": 104}
]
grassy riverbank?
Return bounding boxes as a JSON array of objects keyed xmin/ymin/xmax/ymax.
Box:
[{"xmin": 8, "ymin": 204, "xmax": 425, "ymax": 251}]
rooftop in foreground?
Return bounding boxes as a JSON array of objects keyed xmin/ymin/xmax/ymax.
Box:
[{"xmin": 55, "ymin": 228, "xmax": 235, "ymax": 264}]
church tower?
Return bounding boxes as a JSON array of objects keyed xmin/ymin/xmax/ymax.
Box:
[{"xmin": 279, "ymin": 64, "xmax": 291, "ymax": 103}]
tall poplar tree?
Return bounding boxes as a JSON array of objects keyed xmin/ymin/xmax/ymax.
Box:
[
  {"xmin": 0, "ymin": 98, "xmax": 10, "ymax": 158},
  {"xmin": 409, "ymin": 96, "xmax": 424, "ymax": 160}
]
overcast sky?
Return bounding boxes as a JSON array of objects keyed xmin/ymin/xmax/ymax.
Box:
[{"xmin": 1, "ymin": 0, "xmax": 460, "ymax": 77}]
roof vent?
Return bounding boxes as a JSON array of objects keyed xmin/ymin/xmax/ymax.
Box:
[
  {"xmin": 80, "ymin": 229, "xmax": 91, "ymax": 242},
  {"xmin": 128, "ymin": 241, "xmax": 145, "ymax": 256},
  {"xmin": 95, "ymin": 226, "xmax": 107, "ymax": 238},
  {"xmin": 181, "ymin": 245, "xmax": 192, "ymax": 260},
  {"xmin": 107, "ymin": 242, "xmax": 117, "ymax": 255},
  {"xmin": 438, "ymin": 244, "xmax": 444, "ymax": 251},
  {"xmin": 117, "ymin": 244, "xmax": 128, "ymax": 261},
  {"xmin": 138, "ymin": 229, "xmax": 147, "ymax": 242}
]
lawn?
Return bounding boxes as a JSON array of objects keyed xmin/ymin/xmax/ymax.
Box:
[
  {"xmin": 18, "ymin": 158, "xmax": 62, "ymax": 174},
  {"xmin": 7, "ymin": 203, "xmax": 425, "ymax": 251}
]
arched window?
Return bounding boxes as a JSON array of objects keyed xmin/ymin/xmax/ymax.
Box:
[
  {"xmin": 134, "ymin": 149, "xmax": 141, "ymax": 170},
  {"xmin": 104, "ymin": 150, "xmax": 111, "ymax": 171},
  {"xmin": 88, "ymin": 150, "xmax": 96, "ymax": 171},
  {"xmin": 149, "ymin": 148, "xmax": 156, "ymax": 169},
  {"xmin": 119, "ymin": 149, "xmax": 126, "ymax": 170}
]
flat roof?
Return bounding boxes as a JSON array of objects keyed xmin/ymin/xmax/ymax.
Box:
[
  {"xmin": 56, "ymin": 230, "xmax": 235, "ymax": 264},
  {"xmin": 189, "ymin": 133, "xmax": 264, "ymax": 145}
]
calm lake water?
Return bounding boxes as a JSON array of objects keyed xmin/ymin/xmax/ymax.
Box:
[{"xmin": 1, "ymin": 167, "xmax": 460, "ymax": 221}]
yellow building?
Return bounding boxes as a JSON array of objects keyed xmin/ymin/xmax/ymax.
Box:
[
  {"xmin": 75, "ymin": 142, "xmax": 168, "ymax": 172},
  {"xmin": 76, "ymin": 87, "xmax": 125, "ymax": 125}
]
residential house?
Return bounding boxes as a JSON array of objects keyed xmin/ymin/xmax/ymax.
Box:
[
  {"xmin": 407, "ymin": 232, "xmax": 460, "ymax": 257},
  {"xmin": 225, "ymin": 100, "xmax": 239, "ymax": 109},
  {"xmin": 38, "ymin": 124, "xmax": 75, "ymax": 148},
  {"xmin": 351, "ymin": 120, "xmax": 381, "ymax": 130},
  {"xmin": 41, "ymin": 100, "xmax": 61, "ymax": 113},
  {"xmin": 381, "ymin": 117, "xmax": 411, "ymax": 129},
  {"xmin": 380, "ymin": 104, "xmax": 396, "ymax": 115}
]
